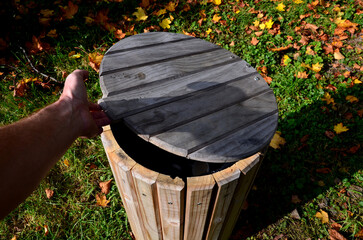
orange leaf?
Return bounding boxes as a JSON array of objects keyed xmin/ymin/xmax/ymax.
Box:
[
  {"xmin": 45, "ymin": 189, "xmax": 54, "ymax": 199},
  {"xmin": 269, "ymin": 45, "xmax": 291, "ymax": 52},
  {"xmin": 251, "ymin": 37, "xmax": 259, "ymax": 46},
  {"xmin": 44, "ymin": 225, "xmax": 49, "ymax": 236},
  {"xmin": 88, "ymin": 52, "xmax": 104, "ymax": 73},
  {"xmin": 60, "ymin": 1, "xmax": 79, "ymax": 20},
  {"xmin": 114, "ymin": 29, "xmax": 126, "ymax": 40},
  {"xmin": 165, "ymin": 1, "xmax": 177, "ymax": 11},
  {"xmin": 328, "ymin": 229, "xmax": 347, "ymax": 240},
  {"xmin": 316, "ymin": 168, "xmax": 331, "ymax": 174},
  {"xmin": 296, "ymin": 71, "xmax": 308, "ymax": 79},
  {"xmin": 96, "ymin": 193, "xmax": 110, "ymax": 207},
  {"xmin": 99, "ymin": 179, "xmax": 112, "ymax": 195}
]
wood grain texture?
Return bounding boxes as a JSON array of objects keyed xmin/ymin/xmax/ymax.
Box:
[
  {"xmin": 218, "ymin": 153, "xmax": 262, "ymax": 240},
  {"xmin": 184, "ymin": 175, "xmax": 215, "ymax": 240},
  {"xmin": 99, "ymin": 32, "xmax": 278, "ymax": 163},
  {"xmin": 132, "ymin": 164, "xmax": 162, "ymax": 240},
  {"xmin": 107, "ymin": 149, "xmax": 146, "ymax": 240},
  {"xmin": 156, "ymin": 175, "xmax": 185, "ymax": 240},
  {"xmin": 206, "ymin": 166, "xmax": 241, "ymax": 240}
]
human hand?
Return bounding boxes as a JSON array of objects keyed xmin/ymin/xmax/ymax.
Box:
[{"xmin": 59, "ymin": 69, "xmax": 111, "ymax": 138}]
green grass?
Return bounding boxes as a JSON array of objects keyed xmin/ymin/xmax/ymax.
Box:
[{"xmin": 1, "ymin": 0, "xmax": 362, "ymax": 239}]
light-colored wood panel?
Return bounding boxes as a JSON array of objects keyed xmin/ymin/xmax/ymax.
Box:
[
  {"xmin": 100, "ymin": 49, "xmax": 238, "ymax": 97},
  {"xmin": 184, "ymin": 175, "xmax": 215, "ymax": 240},
  {"xmin": 148, "ymin": 91, "xmax": 277, "ymax": 158},
  {"xmin": 206, "ymin": 166, "xmax": 241, "ymax": 240},
  {"xmin": 156, "ymin": 174, "xmax": 185, "ymax": 240},
  {"xmin": 218, "ymin": 153, "xmax": 261, "ymax": 240},
  {"xmin": 100, "ymin": 126, "xmax": 119, "ymax": 153},
  {"xmin": 132, "ymin": 164, "xmax": 162, "ymax": 240},
  {"xmin": 107, "ymin": 149, "xmax": 145, "ymax": 240},
  {"xmin": 187, "ymin": 113, "xmax": 278, "ymax": 162}
]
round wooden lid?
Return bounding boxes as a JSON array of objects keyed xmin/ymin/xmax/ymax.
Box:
[{"xmin": 99, "ymin": 32, "xmax": 278, "ymax": 163}]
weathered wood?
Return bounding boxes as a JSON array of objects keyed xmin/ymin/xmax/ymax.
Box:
[
  {"xmin": 206, "ymin": 166, "xmax": 241, "ymax": 240},
  {"xmin": 100, "ymin": 126, "xmax": 120, "ymax": 153},
  {"xmin": 156, "ymin": 175, "xmax": 185, "ymax": 240},
  {"xmin": 132, "ymin": 164, "xmax": 162, "ymax": 240},
  {"xmin": 184, "ymin": 175, "xmax": 215, "ymax": 240},
  {"xmin": 99, "ymin": 32, "xmax": 278, "ymax": 163},
  {"xmin": 218, "ymin": 153, "xmax": 262, "ymax": 240}
]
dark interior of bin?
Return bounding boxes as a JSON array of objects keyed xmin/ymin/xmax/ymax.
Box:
[{"xmin": 111, "ymin": 121, "xmax": 234, "ymax": 178}]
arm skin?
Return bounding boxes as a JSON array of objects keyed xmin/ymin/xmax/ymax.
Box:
[{"xmin": 0, "ymin": 70, "xmax": 111, "ymax": 219}]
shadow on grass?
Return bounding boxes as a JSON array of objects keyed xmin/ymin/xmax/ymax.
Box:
[{"xmin": 231, "ymin": 84, "xmax": 362, "ymax": 238}]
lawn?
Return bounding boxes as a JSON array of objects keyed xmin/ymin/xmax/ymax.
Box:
[{"xmin": 0, "ymin": 0, "xmax": 362, "ymax": 239}]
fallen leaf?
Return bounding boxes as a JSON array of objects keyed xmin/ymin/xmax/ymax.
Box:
[
  {"xmin": 293, "ymin": 0, "xmax": 303, "ymax": 3},
  {"xmin": 206, "ymin": 28, "xmax": 212, "ymax": 35},
  {"xmin": 45, "ymin": 189, "xmax": 54, "ymax": 199},
  {"xmin": 165, "ymin": 1, "xmax": 177, "ymax": 11},
  {"xmin": 88, "ymin": 52, "xmax": 104, "ymax": 72},
  {"xmin": 358, "ymin": 109, "xmax": 363, "ymax": 118},
  {"xmin": 334, "ymin": 123, "xmax": 349, "ymax": 134},
  {"xmin": 291, "ymin": 195, "xmax": 302, "ymax": 204},
  {"xmin": 251, "ymin": 37, "xmax": 259, "ymax": 45},
  {"xmin": 269, "ymin": 45, "xmax": 291, "ymax": 52},
  {"xmin": 99, "ymin": 179, "xmax": 112, "ymax": 195},
  {"xmin": 306, "ymin": 46, "xmax": 316, "ymax": 55},
  {"xmin": 160, "ymin": 18, "xmax": 172, "ymax": 29},
  {"xmin": 276, "ymin": 3, "xmax": 286, "ymax": 11},
  {"xmin": 318, "ymin": 180, "xmax": 325, "ymax": 186},
  {"xmin": 11, "ymin": 236, "xmax": 16, "ymax": 240},
  {"xmin": 346, "ymin": 95, "xmax": 358, "ymax": 103},
  {"xmin": 325, "ymin": 130, "xmax": 335, "ymax": 139},
  {"xmin": 328, "ymin": 229, "xmax": 347, "ymax": 240},
  {"xmin": 312, "ymin": 62, "xmax": 323, "ymax": 72},
  {"xmin": 334, "ymin": 51, "xmax": 345, "ymax": 60},
  {"xmin": 296, "ymin": 71, "xmax": 309, "ymax": 79},
  {"xmin": 156, "ymin": 9, "xmax": 167, "ymax": 16},
  {"xmin": 282, "ymin": 55, "xmax": 291, "ymax": 66},
  {"xmin": 60, "ymin": 1, "xmax": 79, "ymax": 20},
  {"xmin": 355, "ymin": 228, "xmax": 363, "ymax": 238},
  {"xmin": 331, "ymin": 222, "xmax": 342, "ymax": 231},
  {"xmin": 133, "ymin": 7, "xmax": 148, "ymax": 21},
  {"xmin": 269, "ymin": 131, "xmax": 286, "ymax": 149},
  {"xmin": 347, "ymin": 144, "xmax": 360, "ymax": 154},
  {"xmin": 63, "ymin": 159, "xmax": 70, "ymax": 167},
  {"xmin": 96, "ymin": 193, "xmax": 110, "ymax": 207},
  {"xmin": 291, "ymin": 209, "xmax": 301, "ymax": 219},
  {"xmin": 212, "ymin": 0, "xmax": 221, "ymax": 5},
  {"xmin": 47, "ymin": 29, "xmax": 58, "ymax": 38},
  {"xmin": 316, "ymin": 168, "xmax": 332, "ymax": 174},
  {"xmin": 212, "ymin": 14, "xmax": 221, "ymax": 23},
  {"xmin": 44, "ymin": 225, "xmax": 49, "ymax": 236},
  {"xmin": 114, "ymin": 29, "xmax": 126, "ymax": 40}
]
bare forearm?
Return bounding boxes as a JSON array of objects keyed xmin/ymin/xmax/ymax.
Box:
[{"xmin": 0, "ymin": 99, "xmax": 79, "ymax": 218}]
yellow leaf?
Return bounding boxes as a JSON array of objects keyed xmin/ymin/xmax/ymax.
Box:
[
  {"xmin": 315, "ymin": 210, "xmax": 329, "ymax": 223},
  {"xmin": 169, "ymin": 14, "xmax": 174, "ymax": 21},
  {"xmin": 276, "ymin": 3, "xmax": 286, "ymax": 11},
  {"xmin": 84, "ymin": 16, "xmax": 94, "ymax": 24},
  {"xmin": 334, "ymin": 123, "xmax": 349, "ymax": 134},
  {"xmin": 88, "ymin": 52, "xmax": 104, "ymax": 72},
  {"xmin": 354, "ymin": 79, "xmax": 362, "ymax": 84},
  {"xmin": 334, "ymin": 51, "xmax": 345, "ymax": 60},
  {"xmin": 156, "ymin": 9, "xmax": 167, "ymax": 16},
  {"xmin": 321, "ymin": 92, "xmax": 335, "ymax": 105},
  {"xmin": 253, "ymin": 20, "xmax": 260, "ymax": 27},
  {"xmin": 283, "ymin": 55, "xmax": 291, "ymax": 65},
  {"xmin": 96, "ymin": 193, "xmax": 110, "ymax": 207},
  {"xmin": 259, "ymin": 23, "xmax": 266, "ymax": 30},
  {"xmin": 213, "ymin": 0, "xmax": 222, "ymax": 5},
  {"xmin": 64, "ymin": 159, "xmax": 70, "ymax": 167},
  {"xmin": 296, "ymin": 71, "xmax": 308, "ymax": 79},
  {"xmin": 312, "ymin": 62, "xmax": 323, "ymax": 72},
  {"xmin": 47, "ymin": 29, "xmax": 58, "ymax": 38},
  {"xmin": 212, "ymin": 14, "xmax": 221, "ymax": 23},
  {"xmin": 133, "ymin": 7, "xmax": 148, "ymax": 21},
  {"xmin": 160, "ymin": 18, "xmax": 172, "ymax": 29},
  {"xmin": 165, "ymin": 1, "xmax": 177, "ymax": 11},
  {"xmin": 346, "ymin": 95, "xmax": 359, "ymax": 103},
  {"xmin": 269, "ymin": 131, "xmax": 286, "ymax": 149},
  {"xmin": 265, "ymin": 19, "xmax": 274, "ymax": 29},
  {"xmin": 293, "ymin": 0, "xmax": 303, "ymax": 3},
  {"xmin": 40, "ymin": 9, "xmax": 54, "ymax": 17},
  {"xmin": 206, "ymin": 28, "xmax": 212, "ymax": 35}
]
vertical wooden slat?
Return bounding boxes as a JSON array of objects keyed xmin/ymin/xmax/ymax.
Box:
[
  {"xmin": 100, "ymin": 126, "xmax": 120, "ymax": 153},
  {"xmin": 107, "ymin": 149, "xmax": 146, "ymax": 240},
  {"xmin": 205, "ymin": 166, "xmax": 241, "ymax": 240},
  {"xmin": 184, "ymin": 175, "xmax": 215, "ymax": 240},
  {"xmin": 157, "ymin": 175, "xmax": 185, "ymax": 240},
  {"xmin": 218, "ymin": 153, "xmax": 262, "ymax": 240},
  {"xmin": 132, "ymin": 164, "xmax": 162, "ymax": 240}
]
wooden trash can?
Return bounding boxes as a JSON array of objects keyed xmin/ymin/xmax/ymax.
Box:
[{"xmin": 98, "ymin": 32, "xmax": 278, "ymax": 240}]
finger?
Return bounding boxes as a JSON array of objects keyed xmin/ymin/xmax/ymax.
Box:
[
  {"xmin": 89, "ymin": 102, "xmax": 102, "ymax": 111},
  {"xmin": 95, "ymin": 117, "xmax": 112, "ymax": 127},
  {"xmin": 91, "ymin": 111, "xmax": 109, "ymax": 120}
]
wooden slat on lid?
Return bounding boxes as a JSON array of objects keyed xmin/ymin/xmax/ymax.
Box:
[{"xmin": 99, "ymin": 32, "xmax": 278, "ymax": 163}]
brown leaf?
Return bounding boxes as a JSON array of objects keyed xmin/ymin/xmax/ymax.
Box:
[
  {"xmin": 96, "ymin": 193, "xmax": 110, "ymax": 207},
  {"xmin": 60, "ymin": 1, "xmax": 79, "ymax": 20},
  {"xmin": 44, "ymin": 225, "xmax": 49, "ymax": 236},
  {"xmin": 99, "ymin": 179, "xmax": 112, "ymax": 195},
  {"xmin": 296, "ymin": 71, "xmax": 309, "ymax": 79},
  {"xmin": 331, "ymin": 222, "xmax": 342, "ymax": 231},
  {"xmin": 45, "ymin": 189, "xmax": 54, "ymax": 199},
  {"xmin": 325, "ymin": 131, "xmax": 335, "ymax": 139},
  {"xmin": 291, "ymin": 195, "xmax": 302, "ymax": 204},
  {"xmin": 299, "ymin": 36, "xmax": 309, "ymax": 45},
  {"xmin": 251, "ymin": 37, "xmax": 259, "ymax": 46},
  {"xmin": 347, "ymin": 144, "xmax": 360, "ymax": 154},
  {"xmin": 316, "ymin": 168, "xmax": 332, "ymax": 174},
  {"xmin": 334, "ymin": 51, "xmax": 345, "ymax": 60},
  {"xmin": 305, "ymin": 23, "xmax": 319, "ymax": 33},
  {"xmin": 329, "ymin": 229, "xmax": 347, "ymax": 240},
  {"xmin": 255, "ymin": 31, "xmax": 263, "ymax": 37},
  {"xmin": 269, "ymin": 45, "xmax": 291, "ymax": 52}
]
